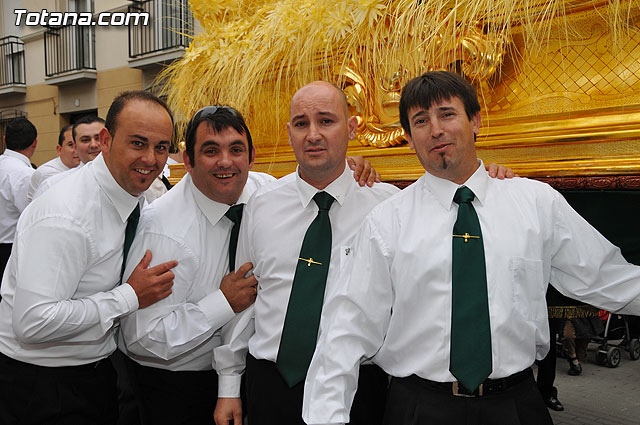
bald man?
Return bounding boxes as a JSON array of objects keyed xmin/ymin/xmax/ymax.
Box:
[{"xmin": 213, "ymin": 82, "xmax": 398, "ymax": 425}]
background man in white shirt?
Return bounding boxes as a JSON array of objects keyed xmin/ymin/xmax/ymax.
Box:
[
  {"xmin": 120, "ymin": 105, "xmax": 269, "ymax": 424},
  {"xmin": 30, "ymin": 116, "xmax": 106, "ymax": 201},
  {"xmin": 27, "ymin": 124, "xmax": 80, "ymax": 202},
  {"xmin": 302, "ymin": 71, "xmax": 640, "ymax": 425},
  {"xmin": 56, "ymin": 125, "xmax": 80, "ymax": 169},
  {"xmin": 74, "ymin": 115, "xmax": 105, "ymax": 165},
  {"xmin": 0, "ymin": 117, "xmax": 37, "ymax": 285},
  {"xmin": 0, "ymin": 91, "xmax": 179, "ymax": 424}
]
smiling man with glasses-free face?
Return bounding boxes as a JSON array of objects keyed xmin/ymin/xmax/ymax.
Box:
[
  {"xmin": 0, "ymin": 91, "xmax": 178, "ymax": 424},
  {"xmin": 73, "ymin": 116, "xmax": 105, "ymax": 164},
  {"xmin": 119, "ymin": 105, "xmax": 264, "ymax": 425},
  {"xmin": 184, "ymin": 105, "xmax": 255, "ymax": 206},
  {"xmin": 100, "ymin": 100, "xmax": 172, "ymax": 197}
]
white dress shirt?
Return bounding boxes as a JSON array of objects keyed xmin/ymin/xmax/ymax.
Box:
[
  {"xmin": 214, "ymin": 163, "xmax": 399, "ymax": 397},
  {"xmin": 163, "ymin": 157, "xmax": 179, "ymax": 178},
  {"xmin": 27, "ymin": 156, "xmax": 72, "ymax": 203},
  {"xmin": 0, "ymin": 154, "xmax": 141, "ymax": 366},
  {"xmin": 0, "ymin": 150, "xmax": 34, "ymax": 243},
  {"xmin": 31, "ymin": 162, "xmax": 85, "ymax": 201},
  {"xmin": 302, "ymin": 162, "xmax": 640, "ymax": 425},
  {"xmin": 120, "ymin": 171, "xmax": 275, "ymax": 371},
  {"xmin": 143, "ymin": 176, "xmax": 169, "ymax": 204}
]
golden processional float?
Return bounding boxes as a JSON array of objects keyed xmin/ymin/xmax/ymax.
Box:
[{"xmin": 162, "ymin": 0, "xmax": 640, "ymax": 190}]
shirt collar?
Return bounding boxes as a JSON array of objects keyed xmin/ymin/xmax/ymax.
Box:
[
  {"xmin": 92, "ymin": 153, "xmax": 144, "ymax": 223},
  {"xmin": 294, "ymin": 160, "xmax": 351, "ymax": 208},
  {"xmin": 188, "ymin": 173, "xmax": 232, "ymax": 227},
  {"xmin": 236, "ymin": 176, "xmax": 260, "ymax": 205},
  {"xmin": 54, "ymin": 157, "xmax": 70, "ymax": 171},
  {"xmin": 421, "ymin": 159, "xmax": 488, "ymax": 210},
  {"xmin": 3, "ymin": 149, "xmax": 31, "ymax": 167}
]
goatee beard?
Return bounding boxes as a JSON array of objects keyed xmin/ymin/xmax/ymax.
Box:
[{"xmin": 440, "ymin": 153, "xmax": 448, "ymax": 169}]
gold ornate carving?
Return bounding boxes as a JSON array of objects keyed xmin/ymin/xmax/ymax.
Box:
[
  {"xmin": 339, "ymin": 66, "xmax": 405, "ymax": 148},
  {"xmin": 338, "ymin": 26, "xmax": 507, "ymax": 148},
  {"xmin": 162, "ymin": 0, "xmax": 640, "ymax": 179}
]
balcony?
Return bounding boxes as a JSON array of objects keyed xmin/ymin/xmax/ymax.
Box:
[
  {"xmin": 0, "ymin": 36, "xmax": 26, "ymax": 95},
  {"xmin": 128, "ymin": 0, "xmax": 194, "ymax": 69},
  {"xmin": 44, "ymin": 25, "xmax": 96, "ymax": 85}
]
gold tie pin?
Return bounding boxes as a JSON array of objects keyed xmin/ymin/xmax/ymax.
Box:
[
  {"xmin": 452, "ymin": 232, "xmax": 480, "ymax": 243},
  {"xmin": 299, "ymin": 257, "xmax": 322, "ymax": 267}
]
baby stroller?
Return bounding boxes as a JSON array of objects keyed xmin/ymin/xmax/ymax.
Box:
[{"xmin": 591, "ymin": 310, "xmax": 640, "ymax": 368}]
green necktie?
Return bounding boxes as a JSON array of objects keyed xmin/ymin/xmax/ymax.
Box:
[
  {"xmin": 450, "ymin": 186, "xmax": 492, "ymax": 392},
  {"xmin": 120, "ymin": 203, "xmax": 140, "ymax": 284},
  {"xmin": 276, "ymin": 191, "xmax": 335, "ymax": 387},
  {"xmin": 225, "ymin": 204, "xmax": 244, "ymax": 272}
]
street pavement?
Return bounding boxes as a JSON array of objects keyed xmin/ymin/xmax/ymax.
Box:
[{"xmin": 535, "ymin": 341, "xmax": 640, "ymax": 425}]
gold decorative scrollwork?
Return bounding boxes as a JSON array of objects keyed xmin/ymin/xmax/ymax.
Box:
[
  {"xmin": 339, "ymin": 65, "xmax": 405, "ymax": 148},
  {"xmin": 338, "ymin": 26, "xmax": 507, "ymax": 148}
]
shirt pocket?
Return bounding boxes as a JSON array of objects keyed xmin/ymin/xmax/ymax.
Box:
[{"xmin": 509, "ymin": 257, "xmax": 546, "ymax": 322}]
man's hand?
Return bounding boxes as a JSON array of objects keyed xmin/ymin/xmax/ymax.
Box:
[
  {"xmin": 486, "ymin": 163, "xmax": 517, "ymax": 179},
  {"xmin": 126, "ymin": 250, "xmax": 178, "ymax": 309},
  {"xmin": 347, "ymin": 156, "xmax": 381, "ymax": 187},
  {"xmin": 214, "ymin": 397, "xmax": 243, "ymax": 425},
  {"xmin": 220, "ymin": 262, "xmax": 258, "ymax": 313}
]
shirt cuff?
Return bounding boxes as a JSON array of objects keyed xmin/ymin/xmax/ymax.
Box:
[
  {"xmin": 197, "ymin": 289, "xmax": 235, "ymax": 330},
  {"xmin": 115, "ymin": 283, "xmax": 139, "ymax": 313},
  {"xmin": 218, "ymin": 374, "xmax": 242, "ymax": 398}
]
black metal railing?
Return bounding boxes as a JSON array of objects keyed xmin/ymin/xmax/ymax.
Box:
[
  {"xmin": 44, "ymin": 25, "xmax": 96, "ymax": 77},
  {"xmin": 0, "ymin": 36, "xmax": 25, "ymax": 86},
  {"xmin": 128, "ymin": 0, "xmax": 194, "ymax": 59}
]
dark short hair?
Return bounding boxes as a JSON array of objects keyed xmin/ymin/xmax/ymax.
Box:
[
  {"xmin": 399, "ymin": 71, "xmax": 480, "ymax": 136},
  {"xmin": 184, "ymin": 106, "xmax": 253, "ymax": 165},
  {"xmin": 72, "ymin": 116, "xmax": 105, "ymax": 141},
  {"xmin": 5, "ymin": 117, "xmax": 37, "ymax": 151},
  {"xmin": 105, "ymin": 91, "xmax": 174, "ymax": 138},
  {"xmin": 58, "ymin": 124, "xmax": 73, "ymax": 146}
]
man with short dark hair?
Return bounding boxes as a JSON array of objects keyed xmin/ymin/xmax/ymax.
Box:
[
  {"xmin": 120, "ymin": 105, "xmax": 271, "ymax": 424},
  {"xmin": 74, "ymin": 115, "xmax": 105, "ymax": 164},
  {"xmin": 0, "ymin": 91, "xmax": 179, "ymax": 424},
  {"xmin": 30, "ymin": 116, "xmax": 107, "ymax": 201},
  {"xmin": 302, "ymin": 71, "xmax": 640, "ymax": 425},
  {"xmin": 0, "ymin": 117, "xmax": 37, "ymax": 282},
  {"xmin": 27, "ymin": 124, "xmax": 80, "ymax": 202}
]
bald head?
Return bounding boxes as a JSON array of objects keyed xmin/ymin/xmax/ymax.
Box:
[
  {"xmin": 289, "ymin": 81, "xmax": 349, "ymax": 119},
  {"xmin": 286, "ymin": 80, "xmax": 358, "ymax": 189}
]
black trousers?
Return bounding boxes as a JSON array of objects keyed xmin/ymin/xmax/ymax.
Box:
[
  {"xmin": 110, "ymin": 350, "xmax": 143, "ymax": 425},
  {"xmin": 246, "ymin": 354, "xmax": 388, "ymax": 425},
  {"xmin": 131, "ymin": 360, "xmax": 218, "ymax": 425},
  {"xmin": 0, "ymin": 351, "xmax": 118, "ymax": 425},
  {"xmin": 382, "ymin": 369, "xmax": 553, "ymax": 425}
]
